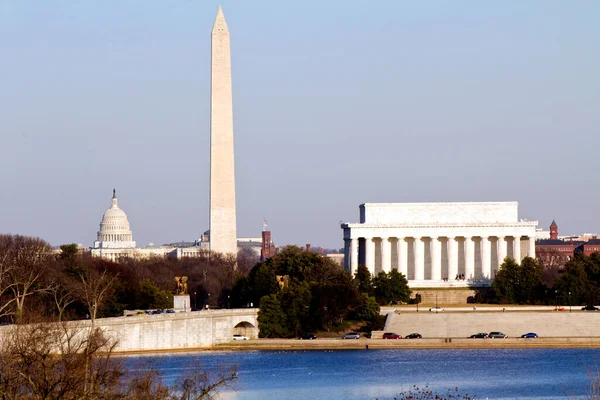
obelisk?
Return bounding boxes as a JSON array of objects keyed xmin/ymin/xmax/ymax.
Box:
[{"xmin": 209, "ymin": 6, "xmax": 237, "ymax": 255}]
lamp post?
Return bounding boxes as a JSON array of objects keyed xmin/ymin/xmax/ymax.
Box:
[
  {"xmin": 555, "ymin": 290, "xmax": 558, "ymax": 308},
  {"xmin": 416, "ymin": 292, "xmax": 419, "ymax": 312},
  {"xmin": 194, "ymin": 291, "xmax": 197, "ymax": 311},
  {"xmin": 203, "ymin": 270, "xmax": 207, "ymax": 309},
  {"xmin": 227, "ymin": 295, "xmax": 230, "ymax": 309},
  {"xmin": 569, "ymin": 291, "xmax": 571, "ymax": 313}
]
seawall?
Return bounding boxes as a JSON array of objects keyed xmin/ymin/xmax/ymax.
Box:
[{"xmin": 381, "ymin": 310, "xmax": 600, "ymax": 339}]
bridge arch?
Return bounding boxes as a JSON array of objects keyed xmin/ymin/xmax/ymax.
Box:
[{"xmin": 233, "ymin": 321, "xmax": 258, "ymax": 339}]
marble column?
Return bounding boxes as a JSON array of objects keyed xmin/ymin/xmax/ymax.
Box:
[
  {"xmin": 398, "ymin": 238, "xmax": 408, "ymax": 277},
  {"xmin": 365, "ymin": 237, "xmax": 375, "ymax": 274},
  {"xmin": 414, "ymin": 237, "xmax": 425, "ymax": 280},
  {"xmin": 350, "ymin": 238, "xmax": 358, "ymax": 277},
  {"xmin": 513, "ymin": 236, "xmax": 521, "ymax": 262},
  {"xmin": 464, "ymin": 236, "xmax": 475, "ymax": 280},
  {"xmin": 497, "ymin": 236, "xmax": 507, "ymax": 271},
  {"xmin": 481, "ymin": 236, "xmax": 492, "ymax": 279},
  {"xmin": 528, "ymin": 236, "xmax": 536, "ymax": 259},
  {"xmin": 381, "ymin": 237, "xmax": 391, "ymax": 273},
  {"xmin": 430, "ymin": 237, "xmax": 442, "ymax": 281},
  {"xmin": 448, "ymin": 237, "xmax": 458, "ymax": 280}
]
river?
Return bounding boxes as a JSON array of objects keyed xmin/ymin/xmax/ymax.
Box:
[{"xmin": 124, "ymin": 348, "xmax": 599, "ymax": 399}]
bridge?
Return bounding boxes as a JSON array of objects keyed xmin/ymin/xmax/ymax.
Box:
[{"xmin": 94, "ymin": 308, "xmax": 258, "ymax": 352}]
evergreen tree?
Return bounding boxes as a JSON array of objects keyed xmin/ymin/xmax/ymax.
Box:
[
  {"xmin": 355, "ymin": 264, "xmax": 373, "ymax": 295},
  {"xmin": 257, "ymin": 294, "xmax": 288, "ymax": 338}
]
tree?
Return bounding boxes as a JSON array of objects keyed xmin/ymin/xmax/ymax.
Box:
[
  {"xmin": 554, "ymin": 253, "xmax": 600, "ymax": 306},
  {"xmin": 355, "ymin": 264, "xmax": 373, "ymax": 295},
  {"xmin": 354, "ymin": 293, "xmax": 380, "ymax": 321},
  {"xmin": 388, "ymin": 269, "xmax": 411, "ymax": 304},
  {"xmin": 373, "ymin": 269, "xmax": 411, "ymax": 305},
  {"xmin": 257, "ymin": 294, "xmax": 288, "ymax": 338},
  {"xmin": 492, "ymin": 257, "xmax": 544, "ymax": 304},
  {"xmin": 279, "ymin": 280, "xmax": 312, "ymax": 336},
  {"xmin": 492, "ymin": 257, "xmax": 520, "ymax": 303},
  {"xmin": 537, "ymin": 249, "xmax": 566, "ymax": 287},
  {"xmin": 517, "ymin": 257, "xmax": 543, "ymax": 304},
  {"xmin": 0, "ymin": 235, "xmax": 53, "ymax": 322},
  {"xmin": 78, "ymin": 268, "xmax": 118, "ymax": 324},
  {"xmin": 137, "ymin": 279, "xmax": 173, "ymax": 310}
]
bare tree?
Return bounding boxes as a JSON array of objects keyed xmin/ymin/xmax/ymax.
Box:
[
  {"xmin": 537, "ymin": 249, "xmax": 567, "ymax": 288},
  {"xmin": 0, "ymin": 320, "xmax": 123, "ymax": 399},
  {"xmin": 0, "ymin": 319, "xmax": 238, "ymax": 399},
  {"xmin": 0, "ymin": 234, "xmax": 52, "ymax": 322},
  {"xmin": 175, "ymin": 360, "xmax": 238, "ymax": 400},
  {"xmin": 48, "ymin": 281, "xmax": 77, "ymax": 322},
  {"xmin": 78, "ymin": 268, "xmax": 118, "ymax": 325},
  {"xmin": 0, "ymin": 235, "xmax": 18, "ymax": 319}
]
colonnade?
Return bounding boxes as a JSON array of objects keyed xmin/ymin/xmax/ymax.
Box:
[
  {"xmin": 100, "ymin": 234, "xmax": 132, "ymax": 242},
  {"xmin": 345, "ymin": 234, "xmax": 536, "ymax": 281}
]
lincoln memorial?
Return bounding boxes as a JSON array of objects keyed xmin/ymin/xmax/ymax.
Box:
[{"xmin": 341, "ymin": 202, "xmax": 538, "ymax": 287}]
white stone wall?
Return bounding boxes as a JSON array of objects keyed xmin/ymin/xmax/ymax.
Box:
[
  {"xmin": 360, "ymin": 202, "xmax": 519, "ymax": 225},
  {"xmin": 384, "ymin": 311, "xmax": 600, "ymax": 338}
]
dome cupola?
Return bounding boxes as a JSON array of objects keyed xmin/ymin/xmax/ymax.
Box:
[{"xmin": 93, "ymin": 189, "xmax": 136, "ymax": 249}]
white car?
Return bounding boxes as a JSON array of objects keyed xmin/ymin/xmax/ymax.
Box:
[
  {"xmin": 429, "ymin": 307, "xmax": 444, "ymax": 313},
  {"xmin": 232, "ymin": 334, "xmax": 249, "ymax": 341}
]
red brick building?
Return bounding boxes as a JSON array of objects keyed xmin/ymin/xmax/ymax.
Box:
[
  {"xmin": 582, "ymin": 239, "xmax": 600, "ymax": 256},
  {"xmin": 536, "ymin": 221, "xmax": 581, "ymax": 265}
]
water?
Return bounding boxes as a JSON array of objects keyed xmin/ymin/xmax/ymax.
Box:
[{"xmin": 124, "ymin": 348, "xmax": 600, "ymax": 399}]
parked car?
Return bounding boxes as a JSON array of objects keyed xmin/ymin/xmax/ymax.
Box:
[
  {"xmin": 489, "ymin": 331, "xmax": 508, "ymax": 338},
  {"xmin": 342, "ymin": 332, "xmax": 360, "ymax": 339},
  {"xmin": 232, "ymin": 334, "xmax": 249, "ymax": 341},
  {"xmin": 469, "ymin": 332, "xmax": 488, "ymax": 339},
  {"xmin": 382, "ymin": 332, "xmax": 402, "ymax": 339},
  {"xmin": 405, "ymin": 333, "xmax": 422, "ymax": 339},
  {"xmin": 429, "ymin": 307, "xmax": 444, "ymax": 313},
  {"xmin": 521, "ymin": 332, "xmax": 538, "ymax": 338},
  {"xmin": 166, "ymin": 309, "xmax": 176, "ymax": 314},
  {"xmin": 300, "ymin": 333, "xmax": 317, "ymax": 340},
  {"xmin": 582, "ymin": 305, "xmax": 599, "ymax": 311}
]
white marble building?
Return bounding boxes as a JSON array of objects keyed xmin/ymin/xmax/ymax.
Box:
[{"xmin": 341, "ymin": 202, "xmax": 538, "ymax": 287}]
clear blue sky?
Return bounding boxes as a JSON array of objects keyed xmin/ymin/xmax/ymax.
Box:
[{"xmin": 1, "ymin": 1, "xmax": 599, "ymax": 249}]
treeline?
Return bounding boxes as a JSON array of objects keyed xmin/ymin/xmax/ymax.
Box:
[
  {"xmin": 231, "ymin": 246, "xmax": 411, "ymax": 337},
  {"xmin": 0, "ymin": 234, "xmax": 257, "ymax": 323},
  {"xmin": 1, "ymin": 233, "xmax": 413, "ymax": 338},
  {"xmin": 482, "ymin": 252, "xmax": 600, "ymax": 306}
]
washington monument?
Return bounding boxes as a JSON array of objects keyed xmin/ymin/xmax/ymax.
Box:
[{"xmin": 209, "ymin": 7, "xmax": 237, "ymax": 255}]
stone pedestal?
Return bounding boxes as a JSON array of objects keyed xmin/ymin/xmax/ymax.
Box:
[{"xmin": 173, "ymin": 295, "xmax": 191, "ymax": 312}]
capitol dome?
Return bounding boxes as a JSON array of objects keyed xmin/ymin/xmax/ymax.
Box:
[{"xmin": 93, "ymin": 190, "xmax": 136, "ymax": 249}]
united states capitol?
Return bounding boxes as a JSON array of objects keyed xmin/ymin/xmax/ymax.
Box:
[{"xmin": 88, "ymin": 189, "xmax": 273, "ymax": 261}]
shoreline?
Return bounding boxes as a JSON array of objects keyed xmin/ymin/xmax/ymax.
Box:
[{"xmin": 111, "ymin": 337, "xmax": 600, "ymax": 355}]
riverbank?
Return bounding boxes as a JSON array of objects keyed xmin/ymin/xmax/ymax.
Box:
[
  {"xmin": 216, "ymin": 337, "xmax": 600, "ymax": 350},
  {"xmin": 111, "ymin": 337, "xmax": 600, "ymax": 354}
]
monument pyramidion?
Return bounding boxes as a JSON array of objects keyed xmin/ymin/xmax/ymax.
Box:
[{"xmin": 209, "ymin": 6, "xmax": 237, "ymax": 256}]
